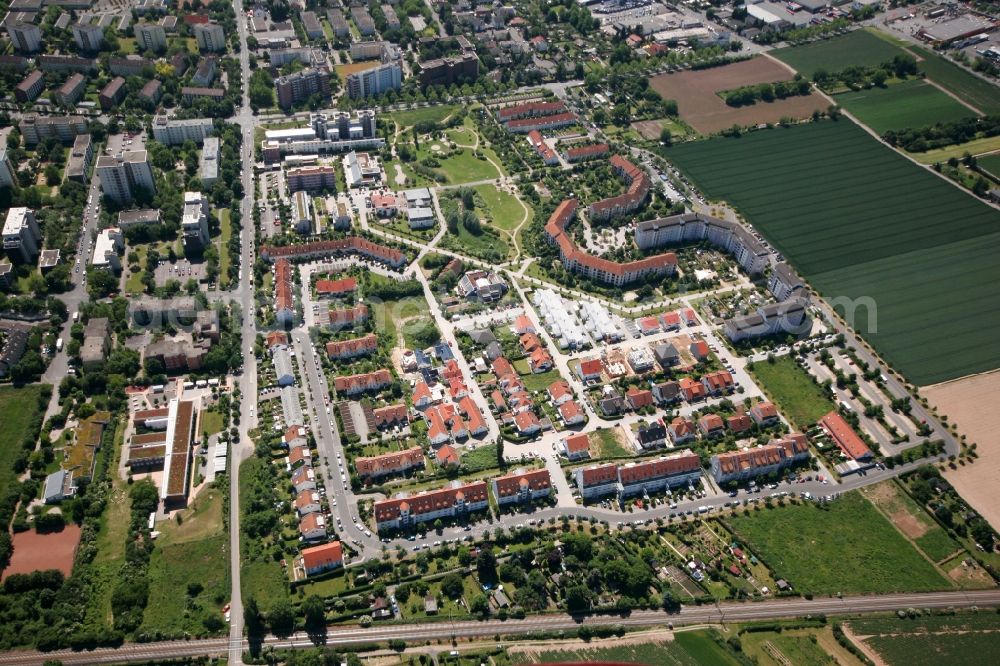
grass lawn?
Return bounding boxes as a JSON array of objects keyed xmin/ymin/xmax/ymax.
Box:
[
  {"xmin": 976, "ymin": 151, "xmax": 1000, "ymax": 179},
  {"xmin": 747, "ymin": 356, "xmax": 836, "ymax": 430},
  {"xmin": 436, "ymin": 148, "xmax": 503, "ymax": 184},
  {"xmin": 0, "ymin": 385, "xmax": 46, "ymax": 499},
  {"xmin": 850, "ymin": 613, "xmax": 1000, "ymax": 666},
  {"xmin": 835, "ymin": 79, "xmax": 977, "ymax": 134},
  {"xmin": 142, "ymin": 487, "xmax": 229, "ymax": 636},
  {"xmin": 218, "ymin": 208, "xmax": 232, "ymax": 289},
  {"xmin": 907, "ymin": 45, "xmax": 1000, "ymax": 115},
  {"xmin": 460, "ymin": 444, "xmax": 500, "ymax": 472},
  {"xmin": 519, "ymin": 368, "xmax": 563, "ymax": 392},
  {"xmin": 474, "ymin": 184, "xmax": 526, "ymax": 232},
  {"xmin": 773, "ymin": 29, "xmax": 909, "ymax": 79},
  {"xmin": 911, "ymin": 135, "xmax": 1000, "ymax": 163},
  {"xmin": 200, "ymin": 408, "xmax": 225, "ymax": 438},
  {"xmin": 591, "ymin": 427, "xmax": 629, "ymax": 458},
  {"xmin": 666, "ymin": 120, "xmax": 1000, "ymax": 385},
  {"xmin": 740, "ymin": 627, "xmax": 855, "ymax": 666},
  {"xmin": 390, "ymin": 105, "xmax": 459, "ymax": 129},
  {"xmin": 439, "ymin": 219, "xmax": 512, "ymax": 264},
  {"xmin": 861, "ymin": 480, "xmax": 962, "ymax": 564},
  {"xmin": 726, "ymin": 491, "xmax": 952, "ymax": 596},
  {"xmin": 118, "ymin": 37, "xmax": 137, "ymax": 55}
]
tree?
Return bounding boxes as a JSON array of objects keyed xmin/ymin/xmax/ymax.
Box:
[
  {"xmin": 268, "ymin": 599, "xmax": 295, "ymax": 636},
  {"xmin": 302, "ymin": 595, "xmax": 326, "ymax": 630},
  {"xmin": 566, "ymin": 585, "xmax": 591, "ymax": 612},
  {"xmin": 477, "ymin": 549, "xmax": 497, "ymax": 585},
  {"xmin": 441, "ymin": 573, "xmax": 464, "ymax": 599},
  {"xmin": 244, "ymin": 596, "xmax": 265, "ymax": 636},
  {"xmin": 470, "ymin": 594, "xmax": 490, "ymax": 617},
  {"xmin": 662, "ymin": 590, "xmax": 681, "ymax": 613},
  {"xmin": 659, "ymin": 127, "xmax": 672, "ymax": 146}
]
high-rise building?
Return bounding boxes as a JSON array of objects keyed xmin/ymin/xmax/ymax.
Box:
[
  {"xmin": 193, "ymin": 22, "xmax": 226, "ymax": 52},
  {"xmin": 181, "ymin": 191, "xmax": 210, "ymax": 249},
  {"xmin": 65, "ymin": 134, "xmax": 94, "ymax": 183},
  {"xmin": 7, "ymin": 19, "xmax": 42, "ymax": 54},
  {"xmin": 199, "ymin": 137, "xmax": 220, "ymax": 186},
  {"xmin": 134, "ymin": 22, "xmax": 167, "ymax": 53},
  {"xmin": 96, "ymin": 151, "xmax": 156, "ymax": 204},
  {"xmin": 275, "ymin": 68, "xmax": 331, "ymax": 109},
  {"xmin": 2, "ymin": 208, "xmax": 42, "ymax": 263},
  {"xmin": 18, "ymin": 114, "xmax": 88, "ymax": 145},
  {"xmin": 346, "ymin": 62, "xmax": 401, "ymax": 99},
  {"xmin": 419, "ymin": 53, "xmax": 479, "ymax": 87},
  {"xmin": 0, "ymin": 149, "xmax": 17, "ymax": 189},
  {"xmin": 72, "ymin": 17, "xmax": 105, "ymax": 52}
]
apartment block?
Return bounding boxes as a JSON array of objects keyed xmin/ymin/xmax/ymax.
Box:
[
  {"xmin": 72, "ymin": 16, "xmax": 105, "ymax": 52},
  {"xmin": 492, "ymin": 469, "xmax": 552, "ymax": 507},
  {"xmin": 2, "ymin": 208, "xmax": 42, "ymax": 263},
  {"xmin": 98, "ymin": 76, "xmax": 126, "ymax": 111},
  {"xmin": 14, "ymin": 69, "xmax": 44, "ymax": 102},
  {"xmin": 276, "ymin": 68, "xmax": 331, "ymax": 109},
  {"xmin": 346, "ymin": 62, "xmax": 402, "ymax": 99},
  {"xmin": 193, "ymin": 21, "xmax": 226, "ymax": 52},
  {"xmin": 151, "ymin": 115, "xmax": 214, "ymax": 146},
  {"xmin": 0, "ymin": 149, "xmax": 16, "ymax": 189},
  {"xmin": 96, "ymin": 150, "xmax": 156, "ymax": 204},
  {"xmin": 134, "ymin": 21, "xmax": 166, "ymax": 52},
  {"xmin": 91, "ymin": 227, "xmax": 123, "ymax": 272},
  {"xmin": 181, "ymin": 191, "xmax": 210, "ymax": 250},
  {"xmin": 65, "ymin": 134, "xmax": 94, "ymax": 183},
  {"xmin": 19, "ymin": 114, "xmax": 88, "ymax": 145},
  {"xmin": 199, "ymin": 137, "xmax": 219, "ymax": 186},
  {"xmin": 7, "ymin": 18, "xmax": 42, "ymax": 54},
  {"xmin": 374, "ymin": 481, "xmax": 489, "ymax": 531},
  {"xmin": 53, "ymin": 73, "xmax": 86, "ymax": 106}
]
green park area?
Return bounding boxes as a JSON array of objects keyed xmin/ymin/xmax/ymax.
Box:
[
  {"xmin": 747, "ymin": 356, "xmax": 835, "ymax": 430},
  {"xmin": 726, "ymin": 491, "xmax": 952, "ymax": 596},
  {"xmin": 667, "ymin": 120, "xmax": 1000, "ymax": 385},
  {"xmin": 0, "ymin": 385, "xmax": 47, "ymax": 499},
  {"xmin": 390, "ymin": 105, "xmax": 459, "ymax": 130}
]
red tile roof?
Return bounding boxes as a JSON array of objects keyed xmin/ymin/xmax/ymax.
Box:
[
  {"xmin": 355, "ymin": 446, "xmax": 425, "ymax": 478},
  {"xmin": 751, "ymin": 401, "xmax": 778, "ymax": 422},
  {"xmin": 493, "ymin": 469, "xmax": 551, "ymax": 499},
  {"xmin": 727, "ymin": 414, "xmax": 753, "ymax": 433},
  {"xmin": 326, "ymin": 332, "xmax": 378, "ymax": 359},
  {"xmin": 679, "ymin": 377, "xmax": 706, "ymax": 401},
  {"xmin": 507, "ymin": 111, "xmax": 577, "ymax": 131},
  {"xmin": 578, "ymin": 463, "xmax": 618, "ymax": 487},
  {"xmin": 497, "ymin": 100, "xmax": 566, "ymax": 122},
  {"xmin": 819, "ymin": 412, "xmax": 873, "ymax": 460},
  {"xmin": 702, "ymin": 370, "xmax": 734, "ymax": 392},
  {"xmin": 564, "ymin": 143, "xmax": 609, "ymax": 162},
  {"xmin": 435, "ymin": 444, "xmax": 459, "ymax": 466},
  {"xmin": 301, "ymin": 541, "xmax": 342, "ymax": 571},
  {"xmin": 559, "ymin": 399, "xmax": 584, "ymax": 422},
  {"xmin": 690, "ymin": 340, "xmax": 710, "ymax": 358},
  {"xmin": 548, "ymin": 380, "xmax": 573, "ymax": 401},
  {"xmin": 316, "ymin": 276, "xmax": 357, "ymax": 295},
  {"xmin": 374, "ymin": 481, "xmax": 489, "ymax": 523},
  {"xmin": 324, "ymin": 303, "xmax": 369, "ymax": 327},
  {"xmin": 626, "ymin": 387, "xmax": 654, "ymax": 409},
  {"xmin": 699, "ymin": 413, "xmax": 725, "ymax": 432},
  {"xmin": 266, "ymin": 330, "xmax": 289, "ymax": 348},
  {"xmin": 373, "ymin": 404, "xmax": 408, "ymax": 428},
  {"xmin": 514, "ymin": 410, "xmax": 540, "ymax": 432},
  {"xmin": 618, "ymin": 450, "xmax": 700, "ymax": 484},
  {"xmin": 334, "ymin": 369, "xmax": 392, "ymax": 395},
  {"xmin": 564, "ymin": 433, "xmax": 590, "ymax": 454},
  {"xmin": 579, "ymin": 358, "xmax": 603, "ymax": 377},
  {"xmin": 275, "ymin": 258, "xmax": 293, "ymax": 314},
  {"xmin": 588, "ymin": 156, "xmax": 651, "ymax": 218},
  {"xmin": 262, "ymin": 237, "xmax": 406, "ymax": 267}
]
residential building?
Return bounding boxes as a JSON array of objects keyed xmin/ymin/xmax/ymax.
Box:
[
  {"xmin": 728, "ymin": 414, "xmax": 753, "ymax": 435},
  {"xmin": 199, "ymin": 137, "xmax": 220, "ymax": 186},
  {"xmin": 506, "ymin": 112, "xmax": 577, "ymax": 134},
  {"xmin": 652, "ymin": 380, "xmax": 680, "ymax": 404},
  {"xmin": 116, "ymin": 209, "xmax": 161, "ymax": 230},
  {"xmin": 668, "ymin": 416, "xmax": 696, "ymax": 444},
  {"xmin": 300, "ymin": 11, "xmax": 323, "ymax": 39},
  {"xmin": 768, "ymin": 262, "xmax": 804, "ymax": 300},
  {"xmin": 191, "ymin": 56, "xmax": 217, "ymax": 87},
  {"xmin": 418, "ymin": 53, "xmax": 479, "ymax": 87},
  {"xmin": 343, "ymin": 151, "xmax": 381, "ymax": 188},
  {"xmin": 373, "ymin": 404, "xmax": 408, "ymax": 430},
  {"xmin": 299, "ymin": 513, "xmax": 326, "ymax": 541},
  {"xmin": 374, "ymin": 480, "xmax": 489, "ymax": 531},
  {"xmin": 160, "ymin": 399, "xmax": 197, "ymax": 505},
  {"xmin": 633, "ymin": 419, "xmax": 667, "ymax": 449},
  {"xmin": 98, "ymin": 76, "xmax": 126, "ymax": 111},
  {"xmin": 492, "ymin": 469, "xmax": 551, "ymax": 507},
  {"xmin": 260, "ymin": 236, "xmax": 405, "ymax": 267},
  {"xmin": 698, "ymin": 413, "xmax": 726, "ymax": 438},
  {"xmin": 559, "ymin": 400, "xmax": 585, "ymax": 426},
  {"xmin": 355, "ymin": 446, "xmax": 424, "ymax": 480},
  {"xmin": 286, "ymin": 165, "xmax": 337, "ymax": 192},
  {"xmin": 325, "ymin": 333, "xmax": 378, "ymax": 360},
  {"xmin": 561, "ymin": 433, "xmax": 590, "ymax": 461},
  {"xmin": 497, "ymin": 101, "xmax": 567, "ymax": 124},
  {"xmin": 260, "ymin": 111, "xmax": 382, "ymax": 162},
  {"xmin": 346, "ymin": 61, "xmax": 402, "ymax": 98},
  {"xmin": 134, "ymin": 21, "xmax": 166, "ymax": 52},
  {"xmin": 274, "ymin": 258, "xmax": 293, "ymax": 326},
  {"xmin": 456, "ymin": 270, "xmax": 507, "ymax": 301},
  {"xmin": 194, "ymin": 21, "xmax": 226, "ymax": 52},
  {"xmin": 14, "ymin": 69, "xmax": 44, "ymax": 102},
  {"xmin": 139, "ymin": 79, "xmax": 162, "ymax": 104},
  {"xmin": 635, "ymin": 212, "xmax": 770, "ymax": 276},
  {"xmin": 65, "ymin": 133, "xmax": 93, "ymax": 183},
  {"xmin": 181, "ymin": 191, "xmax": 210, "ymax": 250},
  {"xmin": 2, "ymin": 207, "xmax": 41, "ymax": 262},
  {"xmin": 327, "ymin": 9, "xmax": 350, "ymax": 36},
  {"xmin": 333, "ymin": 369, "xmax": 392, "ymax": 396},
  {"xmin": 273, "ymin": 346, "xmax": 295, "ymax": 386},
  {"xmin": 750, "ymin": 401, "xmax": 779, "ymax": 426},
  {"xmin": 292, "ymin": 190, "xmax": 313, "ymax": 234},
  {"xmin": 180, "ymin": 87, "xmax": 225, "ymax": 104},
  {"xmin": 526, "ymin": 130, "xmax": 558, "ymax": 164},
  {"xmin": 574, "ymin": 462, "xmax": 619, "ymax": 500},
  {"xmin": 626, "ymin": 387, "xmax": 654, "ymax": 411},
  {"xmin": 315, "ymin": 276, "xmax": 357, "ymax": 297},
  {"xmin": 72, "ymin": 15, "xmax": 105, "ymax": 52},
  {"xmin": 96, "ymin": 150, "xmax": 156, "ymax": 204},
  {"xmin": 548, "ymin": 380, "xmax": 574, "ymax": 406},
  {"xmin": 0, "ymin": 149, "xmax": 15, "ymax": 189},
  {"xmin": 702, "ymin": 370, "xmax": 735, "ymax": 395},
  {"xmin": 724, "ymin": 298, "xmax": 810, "ymax": 342},
  {"xmin": 299, "ymin": 541, "xmax": 343, "ymax": 577},
  {"xmin": 617, "ymin": 450, "xmax": 702, "ymax": 498},
  {"xmin": 152, "ymin": 116, "xmax": 214, "ymax": 145},
  {"xmin": 276, "ymin": 68, "xmax": 331, "ymax": 108},
  {"xmin": 819, "ymin": 411, "xmax": 873, "ymax": 461},
  {"xmin": 294, "ymin": 489, "xmax": 320, "ymax": 516},
  {"xmin": 7, "ymin": 18, "xmax": 42, "ymax": 53},
  {"xmin": 18, "ymin": 114, "xmax": 88, "ymax": 145},
  {"xmin": 109, "ymin": 55, "xmax": 152, "ymax": 77},
  {"xmin": 53, "ymin": 73, "xmax": 86, "ymax": 106},
  {"xmin": 711, "ymin": 434, "xmax": 810, "ymax": 484},
  {"xmin": 90, "ymin": 227, "xmax": 123, "ymax": 271},
  {"xmin": 563, "ymin": 142, "xmax": 610, "ymax": 163},
  {"xmin": 37, "ymin": 55, "xmax": 97, "ymax": 73},
  {"xmin": 80, "ymin": 317, "xmax": 110, "ymax": 369}
]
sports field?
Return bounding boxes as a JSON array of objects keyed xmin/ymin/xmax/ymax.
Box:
[
  {"xmin": 772, "ymin": 29, "xmax": 908, "ymax": 79},
  {"xmin": 835, "ymin": 79, "xmax": 976, "ymax": 134},
  {"xmin": 666, "ymin": 121, "xmax": 1000, "ymax": 385},
  {"xmin": 726, "ymin": 492, "xmax": 952, "ymax": 596}
]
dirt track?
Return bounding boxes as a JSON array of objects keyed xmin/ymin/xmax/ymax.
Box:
[
  {"xmin": 2, "ymin": 524, "xmax": 81, "ymax": 580},
  {"xmin": 649, "ymin": 57, "xmax": 827, "ymax": 134}
]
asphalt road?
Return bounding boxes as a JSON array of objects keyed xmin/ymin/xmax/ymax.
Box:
[{"xmin": 4, "ymin": 589, "xmax": 997, "ymax": 665}]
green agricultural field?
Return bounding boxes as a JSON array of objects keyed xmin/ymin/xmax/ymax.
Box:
[
  {"xmin": 977, "ymin": 152, "xmax": 1000, "ymax": 180},
  {"xmin": 666, "ymin": 121, "xmax": 1000, "ymax": 385},
  {"xmin": 510, "ymin": 632, "xmax": 741, "ymax": 665},
  {"xmin": 0, "ymin": 385, "xmax": 46, "ymax": 500},
  {"xmin": 907, "ymin": 46, "xmax": 1000, "ymax": 115},
  {"xmin": 727, "ymin": 492, "xmax": 952, "ymax": 595},
  {"xmin": 748, "ymin": 356, "xmax": 836, "ymax": 430},
  {"xmin": 835, "ymin": 79, "xmax": 976, "ymax": 134},
  {"xmin": 849, "ymin": 613, "xmax": 1000, "ymax": 666},
  {"xmin": 772, "ymin": 29, "xmax": 908, "ymax": 79}
]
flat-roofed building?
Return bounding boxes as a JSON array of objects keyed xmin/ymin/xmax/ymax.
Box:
[
  {"xmin": 276, "ymin": 68, "xmax": 331, "ymax": 108},
  {"xmin": 0, "ymin": 149, "xmax": 16, "ymax": 189},
  {"xmin": 193, "ymin": 21, "xmax": 225, "ymax": 51},
  {"xmin": 116, "ymin": 208, "xmax": 161, "ymax": 229},
  {"xmin": 161, "ymin": 399, "xmax": 197, "ymax": 505},
  {"xmin": 64, "ymin": 133, "xmax": 93, "ymax": 183},
  {"xmin": 96, "ymin": 150, "xmax": 156, "ymax": 204},
  {"xmin": 286, "ymin": 165, "xmax": 336, "ymax": 192},
  {"xmin": 346, "ymin": 61, "xmax": 402, "ymax": 98},
  {"xmin": 199, "ymin": 136, "xmax": 219, "ymax": 186},
  {"xmin": 343, "ymin": 151, "xmax": 381, "ymax": 188},
  {"xmin": 134, "ymin": 21, "xmax": 166, "ymax": 52},
  {"xmin": 181, "ymin": 191, "xmax": 210, "ymax": 249},
  {"xmin": 91, "ymin": 226, "xmax": 123, "ymax": 272},
  {"xmin": 72, "ymin": 14, "xmax": 106, "ymax": 52},
  {"xmin": 2, "ymin": 207, "xmax": 42, "ymax": 262},
  {"xmin": 7, "ymin": 18, "xmax": 42, "ymax": 53},
  {"xmin": 152, "ymin": 115, "xmax": 214, "ymax": 146}
]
